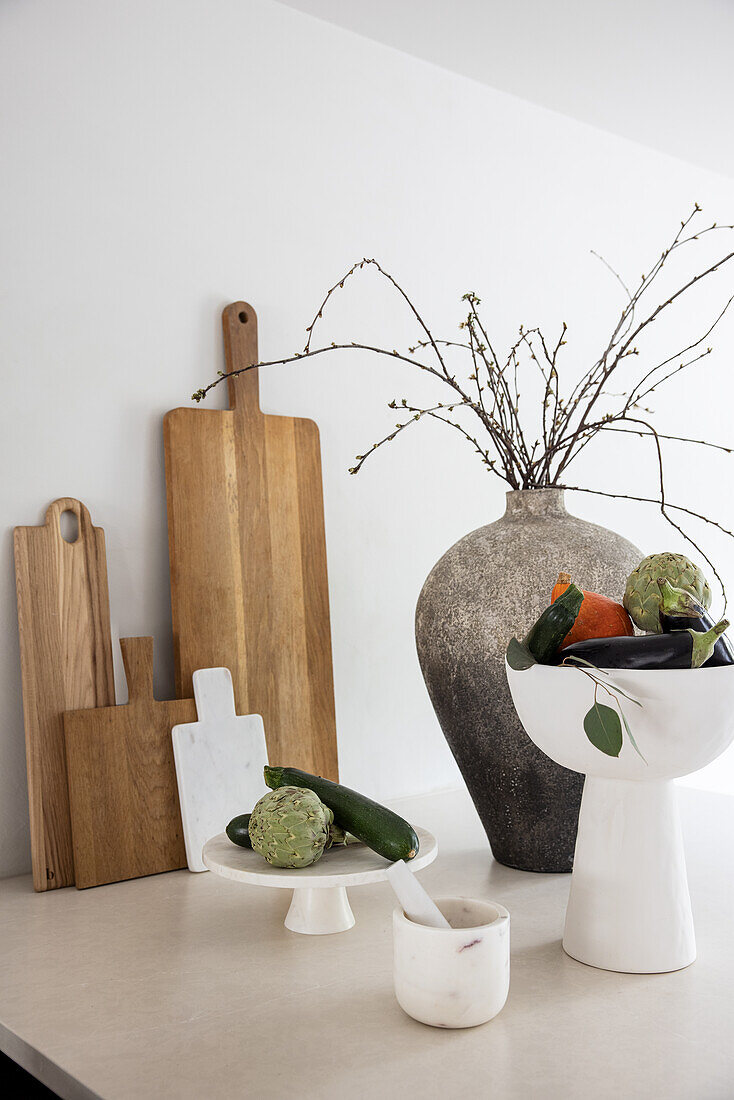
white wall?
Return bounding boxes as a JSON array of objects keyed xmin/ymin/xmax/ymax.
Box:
[
  {"xmin": 276, "ymin": 0, "xmax": 734, "ymax": 180},
  {"xmin": 2, "ymin": 0, "xmax": 734, "ymax": 877}
]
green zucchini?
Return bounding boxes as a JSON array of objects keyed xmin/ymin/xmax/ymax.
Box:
[
  {"xmin": 263, "ymin": 766, "xmax": 419, "ymax": 862},
  {"xmin": 226, "ymin": 813, "xmax": 252, "ymax": 848},
  {"xmin": 522, "ymin": 582, "xmax": 584, "ymax": 663}
]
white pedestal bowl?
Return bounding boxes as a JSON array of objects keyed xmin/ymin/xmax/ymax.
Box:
[{"xmin": 506, "ymin": 661, "xmax": 734, "ymax": 973}]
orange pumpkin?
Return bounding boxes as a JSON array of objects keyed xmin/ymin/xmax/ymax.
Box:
[{"xmin": 551, "ymin": 572, "xmax": 634, "ymax": 649}]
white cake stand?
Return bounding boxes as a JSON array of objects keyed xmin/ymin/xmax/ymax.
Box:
[{"xmin": 202, "ymin": 826, "xmax": 438, "ymax": 935}]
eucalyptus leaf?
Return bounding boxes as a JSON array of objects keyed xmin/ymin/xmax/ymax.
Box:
[
  {"xmin": 583, "ymin": 703, "xmax": 623, "ymax": 757},
  {"xmin": 619, "ymin": 708, "xmax": 647, "ymax": 764},
  {"xmin": 612, "ymin": 686, "xmax": 643, "ymax": 709},
  {"xmin": 506, "ymin": 637, "xmax": 536, "ymax": 671}
]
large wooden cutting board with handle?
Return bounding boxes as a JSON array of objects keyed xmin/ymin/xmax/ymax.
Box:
[
  {"xmin": 14, "ymin": 498, "xmax": 116, "ymax": 891},
  {"xmin": 164, "ymin": 302, "xmax": 338, "ymax": 780},
  {"xmin": 64, "ymin": 637, "xmax": 195, "ymax": 889}
]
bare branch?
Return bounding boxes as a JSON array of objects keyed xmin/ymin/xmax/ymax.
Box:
[{"xmin": 191, "ymin": 207, "xmax": 734, "ymax": 605}]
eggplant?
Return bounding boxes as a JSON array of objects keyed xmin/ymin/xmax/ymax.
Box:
[
  {"xmin": 658, "ymin": 579, "xmax": 734, "ymax": 667},
  {"xmin": 557, "ymin": 619, "xmax": 729, "ymax": 670}
]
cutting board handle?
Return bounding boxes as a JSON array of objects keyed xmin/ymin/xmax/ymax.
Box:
[
  {"xmin": 120, "ymin": 637, "xmax": 155, "ymax": 704},
  {"xmin": 222, "ymin": 302, "xmax": 260, "ymax": 415},
  {"xmin": 192, "ymin": 667, "xmax": 238, "ymax": 722},
  {"xmin": 44, "ymin": 498, "xmax": 92, "ymax": 544}
]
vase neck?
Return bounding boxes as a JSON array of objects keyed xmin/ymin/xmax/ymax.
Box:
[{"xmin": 503, "ymin": 489, "xmax": 567, "ymax": 518}]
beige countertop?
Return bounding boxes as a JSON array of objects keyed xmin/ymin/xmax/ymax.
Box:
[{"xmin": 1, "ymin": 785, "xmax": 732, "ymax": 1100}]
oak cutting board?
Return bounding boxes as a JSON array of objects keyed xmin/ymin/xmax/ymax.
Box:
[
  {"xmin": 64, "ymin": 637, "xmax": 195, "ymax": 889},
  {"xmin": 14, "ymin": 498, "xmax": 115, "ymax": 891},
  {"xmin": 164, "ymin": 302, "xmax": 338, "ymax": 780}
]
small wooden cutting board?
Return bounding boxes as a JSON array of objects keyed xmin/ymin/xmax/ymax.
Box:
[
  {"xmin": 64, "ymin": 637, "xmax": 196, "ymax": 889},
  {"xmin": 164, "ymin": 302, "xmax": 339, "ymax": 780},
  {"xmin": 14, "ymin": 498, "xmax": 116, "ymax": 891}
]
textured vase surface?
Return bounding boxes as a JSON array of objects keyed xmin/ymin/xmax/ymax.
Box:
[{"xmin": 415, "ymin": 488, "xmax": 642, "ymax": 872}]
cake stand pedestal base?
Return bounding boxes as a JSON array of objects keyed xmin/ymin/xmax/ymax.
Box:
[
  {"xmin": 285, "ymin": 886, "xmax": 355, "ymax": 935},
  {"xmin": 563, "ymin": 777, "xmax": 695, "ymax": 974}
]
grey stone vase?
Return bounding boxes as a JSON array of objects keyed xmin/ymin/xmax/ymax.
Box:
[{"xmin": 415, "ymin": 488, "xmax": 641, "ymax": 873}]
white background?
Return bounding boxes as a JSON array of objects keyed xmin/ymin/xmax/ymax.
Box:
[
  {"xmin": 276, "ymin": 0, "xmax": 734, "ymax": 179},
  {"xmin": 2, "ymin": 0, "xmax": 733, "ymax": 877}
]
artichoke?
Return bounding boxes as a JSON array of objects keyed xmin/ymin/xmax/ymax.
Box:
[
  {"xmin": 248, "ymin": 786, "xmax": 334, "ymax": 868},
  {"xmin": 623, "ymin": 553, "xmax": 712, "ymax": 633}
]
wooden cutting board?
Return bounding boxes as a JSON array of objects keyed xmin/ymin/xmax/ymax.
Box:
[
  {"xmin": 164, "ymin": 302, "xmax": 339, "ymax": 780},
  {"xmin": 172, "ymin": 667, "xmax": 268, "ymax": 872},
  {"xmin": 64, "ymin": 637, "xmax": 195, "ymax": 889},
  {"xmin": 14, "ymin": 498, "xmax": 115, "ymax": 891}
]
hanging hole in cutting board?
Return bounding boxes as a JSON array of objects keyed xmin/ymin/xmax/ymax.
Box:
[
  {"xmin": 59, "ymin": 510, "xmax": 79, "ymax": 544},
  {"xmin": 238, "ymin": 310, "xmax": 248, "ymax": 323}
]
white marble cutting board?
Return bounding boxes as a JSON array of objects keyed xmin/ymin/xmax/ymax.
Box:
[{"xmin": 172, "ymin": 667, "xmax": 268, "ymax": 872}]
